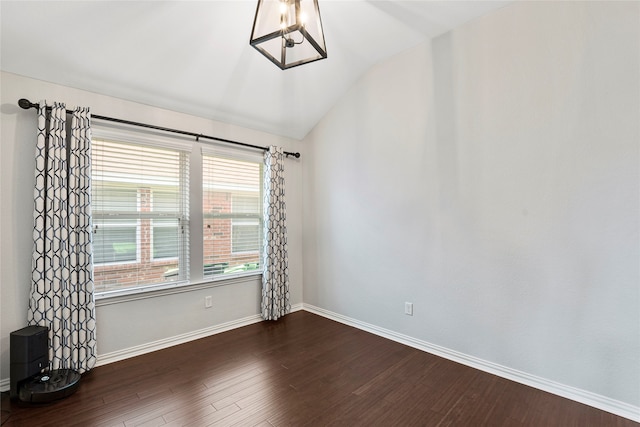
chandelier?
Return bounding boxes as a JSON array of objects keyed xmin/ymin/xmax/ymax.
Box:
[{"xmin": 250, "ymin": 0, "xmax": 327, "ymax": 70}]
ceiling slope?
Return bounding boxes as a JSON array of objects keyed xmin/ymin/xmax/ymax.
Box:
[{"xmin": 1, "ymin": 1, "xmax": 509, "ymax": 139}]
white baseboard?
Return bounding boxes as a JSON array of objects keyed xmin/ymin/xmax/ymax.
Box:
[{"xmin": 302, "ymin": 303, "xmax": 640, "ymax": 423}]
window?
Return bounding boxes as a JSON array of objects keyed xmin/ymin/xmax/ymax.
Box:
[
  {"xmin": 203, "ymin": 152, "xmax": 263, "ymax": 279},
  {"xmin": 92, "ymin": 136, "xmax": 189, "ymax": 294},
  {"xmin": 91, "ymin": 125, "xmax": 265, "ymax": 298}
]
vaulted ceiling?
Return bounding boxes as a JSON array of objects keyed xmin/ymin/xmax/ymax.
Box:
[{"xmin": 1, "ymin": 1, "xmax": 509, "ymax": 139}]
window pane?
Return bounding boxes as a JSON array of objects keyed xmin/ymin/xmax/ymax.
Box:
[
  {"xmin": 153, "ymin": 188, "xmax": 179, "ymax": 213},
  {"xmin": 153, "ymin": 219, "xmax": 179, "ymax": 259},
  {"xmin": 93, "ymin": 185, "xmax": 138, "ymax": 213},
  {"xmin": 203, "ymin": 155, "xmax": 262, "ymax": 278},
  {"xmin": 93, "ymin": 220, "xmax": 137, "ymax": 264},
  {"xmin": 233, "ymin": 194, "xmax": 260, "ymax": 215},
  {"xmin": 232, "ymin": 219, "xmax": 260, "ymax": 253},
  {"xmin": 92, "ymin": 138, "xmax": 189, "ymax": 294}
]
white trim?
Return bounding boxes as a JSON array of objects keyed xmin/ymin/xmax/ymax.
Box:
[
  {"xmin": 0, "ymin": 378, "xmax": 8, "ymax": 393},
  {"xmin": 301, "ymin": 303, "xmax": 640, "ymax": 423},
  {"xmin": 289, "ymin": 303, "xmax": 303, "ymax": 312}
]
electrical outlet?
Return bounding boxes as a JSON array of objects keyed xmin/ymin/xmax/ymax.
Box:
[
  {"xmin": 405, "ymin": 302, "xmax": 413, "ymax": 316},
  {"xmin": 205, "ymin": 296, "xmax": 212, "ymax": 308}
]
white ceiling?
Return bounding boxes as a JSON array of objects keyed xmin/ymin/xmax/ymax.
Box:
[{"xmin": 1, "ymin": 1, "xmax": 509, "ymax": 140}]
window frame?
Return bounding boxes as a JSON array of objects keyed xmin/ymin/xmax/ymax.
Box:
[{"xmin": 92, "ymin": 125, "xmax": 191, "ymax": 299}]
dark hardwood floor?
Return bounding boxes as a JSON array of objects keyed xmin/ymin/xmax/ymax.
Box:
[{"xmin": 1, "ymin": 311, "xmax": 637, "ymax": 426}]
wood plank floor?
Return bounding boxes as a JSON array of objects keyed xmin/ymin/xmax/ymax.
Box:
[{"xmin": 1, "ymin": 311, "xmax": 637, "ymax": 426}]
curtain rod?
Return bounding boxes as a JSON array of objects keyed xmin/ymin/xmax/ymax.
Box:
[{"xmin": 17, "ymin": 98, "xmax": 301, "ymax": 159}]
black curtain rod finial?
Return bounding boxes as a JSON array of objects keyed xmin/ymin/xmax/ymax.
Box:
[{"xmin": 18, "ymin": 98, "xmax": 37, "ymax": 110}]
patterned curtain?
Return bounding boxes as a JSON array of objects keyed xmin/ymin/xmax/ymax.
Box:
[
  {"xmin": 261, "ymin": 146, "xmax": 290, "ymax": 320},
  {"xmin": 27, "ymin": 101, "xmax": 97, "ymax": 373}
]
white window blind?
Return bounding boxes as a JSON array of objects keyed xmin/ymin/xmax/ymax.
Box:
[
  {"xmin": 202, "ymin": 152, "xmax": 262, "ymax": 279},
  {"xmin": 92, "ymin": 138, "xmax": 190, "ymax": 294}
]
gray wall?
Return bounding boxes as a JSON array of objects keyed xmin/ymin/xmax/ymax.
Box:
[
  {"xmin": 302, "ymin": 1, "xmax": 639, "ymax": 406},
  {"xmin": 0, "ymin": 72, "xmax": 304, "ymax": 381}
]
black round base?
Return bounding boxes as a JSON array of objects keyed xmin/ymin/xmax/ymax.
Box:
[{"xmin": 19, "ymin": 369, "xmax": 81, "ymax": 403}]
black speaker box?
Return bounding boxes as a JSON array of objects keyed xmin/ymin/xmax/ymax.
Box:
[{"xmin": 10, "ymin": 325, "xmax": 48, "ymax": 399}]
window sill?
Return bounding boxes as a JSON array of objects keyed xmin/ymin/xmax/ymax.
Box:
[{"xmin": 95, "ymin": 273, "xmax": 262, "ymax": 306}]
